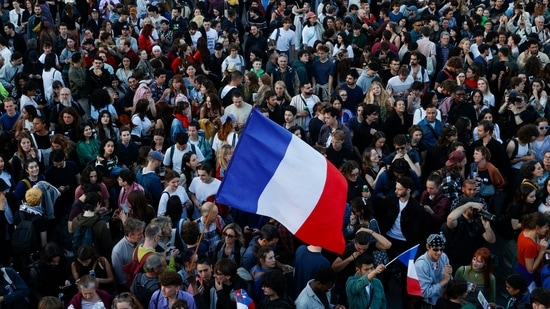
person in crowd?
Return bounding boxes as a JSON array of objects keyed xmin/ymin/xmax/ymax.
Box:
[
  {"xmin": 454, "ymin": 247, "xmax": 496, "ymax": 305},
  {"xmin": 346, "ymin": 254, "xmax": 386, "ymax": 309},
  {"xmin": 420, "ymin": 173, "xmax": 450, "ymax": 235},
  {"xmin": 515, "ymin": 212, "xmax": 548, "ymax": 289},
  {"xmin": 415, "ymin": 234, "xmax": 452, "ymax": 308},
  {"xmin": 445, "ymin": 179, "xmax": 496, "ymax": 270},
  {"xmin": 295, "ymin": 266, "xmax": 344, "ymax": 309},
  {"xmin": 504, "ymin": 274, "xmax": 530, "ymax": 309},
  {"xmin": 434, "ymin": 279, "xmax": 471, "ymax": 309},
  {"xmin": 67, "ymin": 274, "xmax": 112, "ymax": 309},
  {"xmin": 71, "ymin": 245, "xmax": 115, "ymax": 293}
]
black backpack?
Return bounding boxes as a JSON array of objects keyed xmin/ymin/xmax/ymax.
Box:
[
  {"xmin": 12, "ymin": 212, "xmax": 40, "ymax": 258},
  {"xmin": 72, "ymin": 217, "xmax": 101, "ymax": 252},
  {"xmin": 131, "ymin": 273, "xmax": 160, "ymax": 308}
]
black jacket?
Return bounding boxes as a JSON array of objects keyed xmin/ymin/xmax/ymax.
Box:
[{"xmin": 378, "ymin": 195, "xmax": 425, "ymax": 244}]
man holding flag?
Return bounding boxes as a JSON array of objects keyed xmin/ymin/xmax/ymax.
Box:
[
  {"xmin": 414, "ymin": 234, "xmax": 453, "ymax": 308},
  {"xmin": 376, "ymin": 177, "xmax": 425, "ymax": 297}
]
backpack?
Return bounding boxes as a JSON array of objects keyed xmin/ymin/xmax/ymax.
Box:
[
  {"xmin": 131, "ymin": 272, "xmax": 160, "ymax": 308},
  {"xmin": 12, "ymin": 212, "xmax": 39, "ymax": 258},
  {"xmin": 72, "ymin": 217, "xmax": 101, "ymax": 252},
  {"xmin": 122, "ymin": 248, "xmax": 154, "ymax": 289}
]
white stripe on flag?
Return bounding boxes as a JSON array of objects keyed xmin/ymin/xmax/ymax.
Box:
[{"xmin": 258, "ymin": 136, "xmax": 327, "ymax": 233}]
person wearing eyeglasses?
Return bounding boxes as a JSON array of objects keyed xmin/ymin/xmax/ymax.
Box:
[
  {"xmin": 213, "ymin": 223, "xmax": 246, "ymax": 266},
  {"xmin": 532, "ymin": 118, "xmax": 550, "ymax": 162},
  {"xmin": 415, "ymin": 233, "xmax": 452, "ymax": 308},
  {"xmin": 340, "ymin": 160, "xmax": 369, "ymax": 202}
]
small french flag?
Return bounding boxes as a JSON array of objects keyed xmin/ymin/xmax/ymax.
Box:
[
  {"xmin": 397, "ymin": 244, "xmax": 422, "ymax": 296},
  {"xmin": 235, "ymin": 289, "xmax": 255, "ymax": 309}
]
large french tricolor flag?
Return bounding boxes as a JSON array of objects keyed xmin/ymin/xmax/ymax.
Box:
[
  {"xmin": 396, "ymin": 244, "xmax": 422, "ymax": 296},
  {"xmin": 216, "ymin": 109, "xmax": 347, "ymax": 254}
]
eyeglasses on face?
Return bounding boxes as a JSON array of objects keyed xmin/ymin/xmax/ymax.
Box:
[
  {"xmin": 538, "ymin": 126, "xmax": 550, "ymax": 130},
  {"xmin": 431, "ymin": 247, "xmax": 444, "ymax": 252}
]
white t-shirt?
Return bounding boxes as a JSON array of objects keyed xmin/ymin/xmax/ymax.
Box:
[
  {"xmin": 131, "ymin": 114, "xmax": 152, "ymax": 138},
  {"xmin": 224, "ymin": 103, "xmax": 253, "ymax": 125},
  {"xmin": 163, "ymin": 144, "xmax": 205, "ymax": 173},
  {"xmin": 221, "ymin": 55, "xmax": 246, "ymax": 73},
  {"xmin": 189, "ymin": 177, "xmax": 221, "ymax": 203},
  {"xmin": 205, "ymin": 28, "xmax": 218, "ymax": 53},
  {"xmin": 190, "ymin": 31, "xmax": 203, "ymax": 47},
  {"xmin": 212, "ymin": 131, "xmax": 239, "ymax": 152},
  {"xmin": 386, "ymin": 75, "xmax": 414, "ymax": 96},
  {"xmin": 157, "ymin": 186, "xmax": 190, "ymax": 216},
  {"xmin": 269, "ymin": 28, "xmax": 296, "ymax": 52}
]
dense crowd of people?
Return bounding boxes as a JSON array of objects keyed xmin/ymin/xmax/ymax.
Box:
[{"xmin": 1, "ymin": 0, "xmax": 550, "ymax": 308}]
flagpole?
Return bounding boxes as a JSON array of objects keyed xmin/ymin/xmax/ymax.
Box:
[{"xmin": 385, "ymin": 244, "xmax": 419, "ymax": 267}]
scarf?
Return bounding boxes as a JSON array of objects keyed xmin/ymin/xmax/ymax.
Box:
[{"xmin": 175, "ymin": 113, "xmax": 189, "ymax": 129}]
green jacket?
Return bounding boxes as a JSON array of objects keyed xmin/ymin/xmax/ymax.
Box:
[
  {"xmin": 291, "ymin": 60, "xmax": 309, "ymax": 85},
  {"xmin": 346, "ymin": 273, "xmax": 386, "ymax": 309}
]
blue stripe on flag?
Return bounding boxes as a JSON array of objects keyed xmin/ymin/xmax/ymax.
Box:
[{"xmin": 216, "ymin": 109, "xmax": 293, "ymax": 213}]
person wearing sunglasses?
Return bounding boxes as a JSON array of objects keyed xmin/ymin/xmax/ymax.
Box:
[
  {"xmin": 532, "ymin": 118, "xmax": 550, "ymax": 162},
  {"xmin": 415, "ymin": 233, "xmax": 452, "ymax": 308},
  {"xmin": 382, "ymin": 134, "xmax": 421, "ymax": 177}
]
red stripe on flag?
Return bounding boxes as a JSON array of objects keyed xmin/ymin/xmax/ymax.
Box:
[
  {"xmin": 407, "ymin": 277, "xmax": 422, "ymax": 296},
  {"xmin": 295, "ymin": 162, "xmax": 347, "ymax": 254}
]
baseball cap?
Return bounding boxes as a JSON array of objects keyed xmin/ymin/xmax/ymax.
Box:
[
  {"xmin": 445, "ymin": 150, "xmax": 466, "ymax": 167},
  {"xmin": 306, "ymin": 12, "xmax": 316, "ymax": 19},
  {"xmin": 149, "ymin": 150, "xmax": 164, "ymax": 161}
]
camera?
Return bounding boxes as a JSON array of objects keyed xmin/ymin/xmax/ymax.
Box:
[{"xmin": 473, "ymin": 209, "xmax": 496, "ymax": 221}]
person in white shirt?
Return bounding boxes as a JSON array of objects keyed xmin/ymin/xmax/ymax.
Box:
[
  {"xmin": 203, "ymin": 19, "xmax": 218, "ymax": 54},
  {"xmin": 386, "ymin": 67, "xmax": 414, "ymax": 98},
  {"xmin": 269, "ymin": 17, "xmax": 296, "ymax": 60},
  {"xmin": 221, "ymin": 43, "xmax": 246, "ymax": 73},
  {"xmin": 9, "ymin": 0, "xmax": 24, "ymax": 34},
  {"xmin": 224, "ymin": 91, "xmax": 252, "ymax": 130},
  {"xmin": 163, "ymin": 132, "xmax": 205, "ymax": 174},
  {"xmin": 189, "ymin": 163, "xmax": 221, "ymax": 209},
  {"xmin": 157, "ymin": 170, "xmax": 192, "ymax": 218}
]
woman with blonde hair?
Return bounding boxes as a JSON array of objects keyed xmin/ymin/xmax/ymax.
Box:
[
  {"xmin": 458, "ymin": 38, "xmax": 475, "ymax": 68},
  {"xmin": 364, "ymin": 81, "xmax": 393, "ymax": 121},
  {"xmin": 274, "ymin": 80, "xmax": 292, "ymax": 107},
  {"xmin": 213, "ymin": 223, "xmax": 246, "ymax": 265},
  {"xmin": 212, "ymin": 114, "xmax": 239, "ymax": 152},
  {"xmin": 216, "ymin": 144, "xmax": 234, "ymax": 180},
  {"xmin": 477, "ymin": 77, "xmax": 495, "ymax": 109}
]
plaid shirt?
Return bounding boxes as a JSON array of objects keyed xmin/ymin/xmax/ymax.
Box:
[
  {"xmin": 441, "ymin": 172, "xmax": 463, "ymax": 201},
  {"xmin": 148, "ymin": 80, "xmax": 165, "ymax": 102}
]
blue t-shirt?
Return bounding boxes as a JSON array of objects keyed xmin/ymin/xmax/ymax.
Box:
[{"xmin": 0, "ymin": 112, "xmax": 20, "ymax": 131}]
